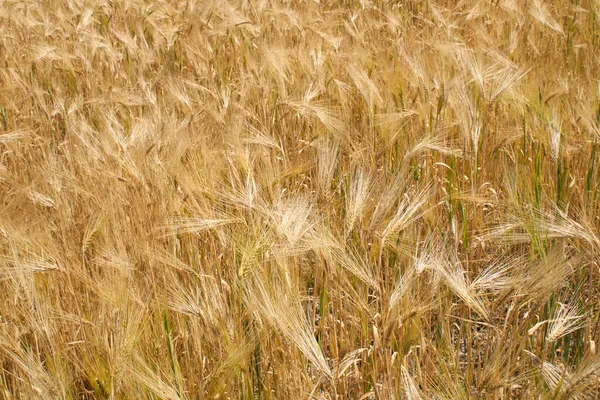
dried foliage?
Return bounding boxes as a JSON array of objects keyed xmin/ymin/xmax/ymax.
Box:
[{"xmin": 1, "ymin": 0, "xmax": 600, "ymax": 398}]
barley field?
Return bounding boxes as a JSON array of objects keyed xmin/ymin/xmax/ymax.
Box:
[{"xmin": 1, "ymin": 0, "xmax": 600, "ymax": 398}]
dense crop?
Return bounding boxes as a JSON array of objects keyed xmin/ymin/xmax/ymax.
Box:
[{"xmin": 1, "ymin": 0, "xmax": 600, "ymax": 398}]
